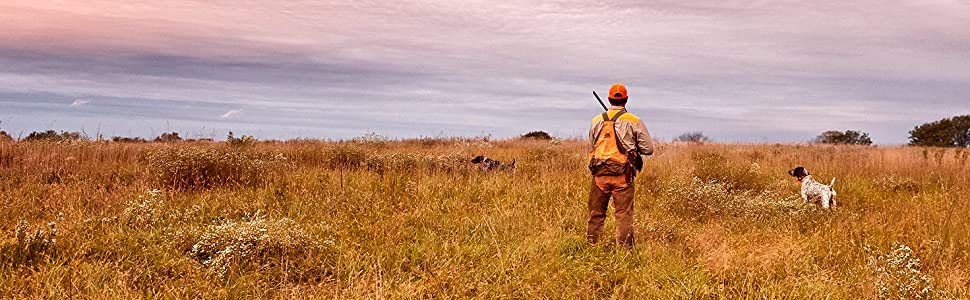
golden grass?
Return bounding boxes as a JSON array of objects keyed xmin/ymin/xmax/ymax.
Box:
[{"xmin": 1, "ymin": 139, "xmax": 968, "ymax": 298}]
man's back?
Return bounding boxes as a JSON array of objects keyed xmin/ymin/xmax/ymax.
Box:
[{"xmin": 589, "ymin": 107, "xmax": 655, "ymax": 157}]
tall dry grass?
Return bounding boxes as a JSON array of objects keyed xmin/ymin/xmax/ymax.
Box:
[{"xmin": 0, "ymin": 138, "xmax": 968, "ymax": 298}]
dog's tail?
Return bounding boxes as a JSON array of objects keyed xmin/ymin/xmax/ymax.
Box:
[{"xmin": 829, "ymin": 177, "xmax": 836, "ymax": 187}]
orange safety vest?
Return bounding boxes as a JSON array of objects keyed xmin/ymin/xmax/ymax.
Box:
[{"xmin": 589, "ymin": 110, "xmax": 629, "ymax": 165}]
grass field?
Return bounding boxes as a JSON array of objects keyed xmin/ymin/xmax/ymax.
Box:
[{"xmin": 1, "ymin": 138, "xmax": 968, "ymax": 298}]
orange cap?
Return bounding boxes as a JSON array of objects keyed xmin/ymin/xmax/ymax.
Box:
[{"xmin": 608, "ymin": 84, "xmax": 628, "ymax": 100}]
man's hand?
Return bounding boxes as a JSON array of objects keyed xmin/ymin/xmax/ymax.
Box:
[{"xmin": 627, "ymin": 149, "xmax": 643, "ymax": 173}]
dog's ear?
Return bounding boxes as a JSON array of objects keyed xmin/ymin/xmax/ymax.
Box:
[{"xmin": 470, "ymin": 156, "xmax": 483, "ymax": 163}]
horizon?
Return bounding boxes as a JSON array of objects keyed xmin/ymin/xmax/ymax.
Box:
[
  {"xmin": 2, "ymin": 1, "xmax": 969, "ymax": 144},
  {"xmin": 0, "ymin": 127, "xmax": 921, "ymax": 146}
]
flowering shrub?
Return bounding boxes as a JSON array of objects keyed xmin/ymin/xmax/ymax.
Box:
[
  {"xmin": 867, "ymin": 243, "xmax": 936, "ymax": 299},
  {"xmin": 188, "ymin": 215, "xmax": 331, "ymax": 279},
  {"xmin": 352, "ymin": 132, "xmax": 391, "ymax": 148},
  {"xmin": 122, "ymin": 189, "xmax": 166, "ymax": 225},
  {"xmin": 663, "ymin": 177, "xmax": 817, "ymax": 222},
  {"xmin": 5, "ymin": 220, "xmax": 58, "ymax": 264},
  {"xmin": 664, "ymin": 177, "xmax": 745, "ymax": 221},
  {"xmin": 691, "ymin": 151, "xmax": 769, "ymax": 191},
  {"xmin": 147, "ymin": 147, "xmax": 288, "ymax": 189}
]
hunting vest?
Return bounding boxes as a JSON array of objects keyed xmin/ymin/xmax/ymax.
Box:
[{"xmin": 589, "ymin": 110, "xmax": 630, "ymax": 176}]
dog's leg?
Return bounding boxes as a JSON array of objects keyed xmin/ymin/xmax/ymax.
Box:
[{"xmin": 821, "ymin": 194, "xmax": 831, "ymax": 209}]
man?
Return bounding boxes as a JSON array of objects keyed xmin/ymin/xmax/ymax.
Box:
[{"xmin": 587, "ymin": 83, "xmax": 654, "ymax": 248}]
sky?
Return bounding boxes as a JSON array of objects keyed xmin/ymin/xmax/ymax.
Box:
[{"xmin": 1, "ymin": 1, "xmax": 968, "ymax": 144}]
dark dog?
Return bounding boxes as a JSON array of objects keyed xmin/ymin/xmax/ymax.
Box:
[
  {"xmin": 470, "ymin": 156, "xmax": 516, "ymax": 171},
  {"xmin": 788, "ymin": 166, "xmax": 837, "ymax": 208}
]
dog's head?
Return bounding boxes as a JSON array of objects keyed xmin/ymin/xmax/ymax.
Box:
[
  {"xmin": 788, "ymin": 166, "xmax": 809, "ymax": 180},
  {"xmin": 470, "ymin": 155, "xmax": 486, "ymax": 164}
]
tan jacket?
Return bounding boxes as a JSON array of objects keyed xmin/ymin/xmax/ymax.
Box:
[{"xmin": 589, "ymin": 106, "xmax": 655, "ymax": 156}]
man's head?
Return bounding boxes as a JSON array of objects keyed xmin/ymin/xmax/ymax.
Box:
[{"xmin": 608, "ymin": 84, "xmax": 628, "ymax": 106}]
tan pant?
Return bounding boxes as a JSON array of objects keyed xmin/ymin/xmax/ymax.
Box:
[{"xmin": 587, "ymin": 173, "xmax": 635, "ymax": 248}]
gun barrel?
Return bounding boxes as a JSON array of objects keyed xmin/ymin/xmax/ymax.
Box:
[{"xmin": 592, "ymin": 91, "xmax": 609, "ymax": 111}]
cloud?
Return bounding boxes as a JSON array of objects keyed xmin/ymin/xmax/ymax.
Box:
[
  {"xmin": 220, "ymin": 109, "xmax": 242, "ymax": 119},
  {"xmin": 1, "ymin": 1, "xmax": 969, "ymax": 144},
  {"xmin": 70, "ymin": 99, "xmax": 90, "ymax": 107}
]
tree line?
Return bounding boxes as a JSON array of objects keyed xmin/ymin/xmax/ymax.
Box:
[
  {"xmin": 674, "ymin": 114, "xmax": 969, "ymax": 147},
  {"xmin": 2, "ymin": 115, "xmax": 968, "ymax": 147},
  {"xmin": 0, "ymin": 130, "xmax": 213, "ymax": 143}
]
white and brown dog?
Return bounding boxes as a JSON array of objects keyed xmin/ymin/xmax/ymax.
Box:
[
  {"xmin": 470, "ymin": 156, "xmax": 516, "ymax": 172},
  {"xmin": 788, "ymin": 166, "xmax": 837, "ymax": 208}
]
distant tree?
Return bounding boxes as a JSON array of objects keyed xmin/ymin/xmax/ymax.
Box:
[
  {"xmin": 909, "ymin": 115, "xmax": 970, "ymax": 147},
  {"xmin": 813, "ymin": 130, "xmax": 873, "ymax": 145},
  {"xmin": 154, "ymin": 132, "xmax": 183, "ymax": 143},
  {"xmin": 23, "ymin": 130, "xmax": 85, "ymax": 142},
  {"xmin": 0, "ymin": 121, "xmax": 9, "ymax": 142},
  {"xmin": 24, "ymin": 130, "xmax": 58, "ymax": 141},
  {"xmin": 956, "ymin": 116, "xmax": 970, "ymax": 147},
  {"xmin": 521, "ymin": 131, "xmax": 553, "ymax": 140},
  {"xmin": 111, "ymin": 136, "xmax": 148, "ymax": 143},
  {"xmin": 674, "ymin": 131, "xmax": 712, "ymax": 143},
  {"xmin": 226, "ymin": 131, "xmax": 257, "ymax": 147}
]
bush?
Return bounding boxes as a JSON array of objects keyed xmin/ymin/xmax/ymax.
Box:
[
  {"xmin": 522, "ymin": 131, "xmax": 553, "ymax": 140},
  {"xmin": 0, "ymin": 130, "xmax": 12, "ymax": 142},
  {"xmin": 122, "ymin": 189, "xmax": 167, "ymax": 225},
  {"xmin": 814, "ymin": 130, "xmax": 873, "ymax": 145},
  {"xmin": 690, "ymin": 151, "xmax": 768, "ymax": 191},
  {"xmin": 352, "ymin": 132, "xmax": 390, "ymax": 148},
  {"xmin": 866, "ymin": 243, "xmax": 937, "ymax": 299},
  {"xmin": 323, "ymin": 145, "xmax": 368, "ymax": 170},
  {"xmin": 227, "ymin": 131, "xmax": 257, "ymax": 148},
  {"xmin": 909, "ymin": 115, "xmax": 970, "ymax": 147},
  {"xmin": 154, "ymin": 132, "xmax": 183, "ymax": 143},
  {"xmin": 23, "ymin": 130, "xmax": 85, "ymax": 142},
  {"xmin": 664, "ymin": 177, "xmax": 744, "ymax": 222},
  {"xmin": 147, "ymin": 147, "xmax": 287, "ymax": 190},
  {"xmin": 111, "ymin": 136, "xmax": 148, "ymax": 143},
  {"xmin": 674, "ymin": 131, "xmax": 711, "ymax": 143},
  {"xmin": 2, "ymin": 220, "xmax": 58, "ymax": 265},
  {"xmin": 663, "ymin": 176, "xmax": 815, "ymax": 223},
  {"xmin": 188, "ymin": 215, "xmax": 332, "ymax": 279}
]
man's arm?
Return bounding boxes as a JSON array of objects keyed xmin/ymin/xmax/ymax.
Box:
[
  {"xmin": 634, "ymin": 120, "xmax": 654, "ymax": 156},
  {"xmin": 589, "ymin": 120, "xmax": 600, "ymax": 148}
]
